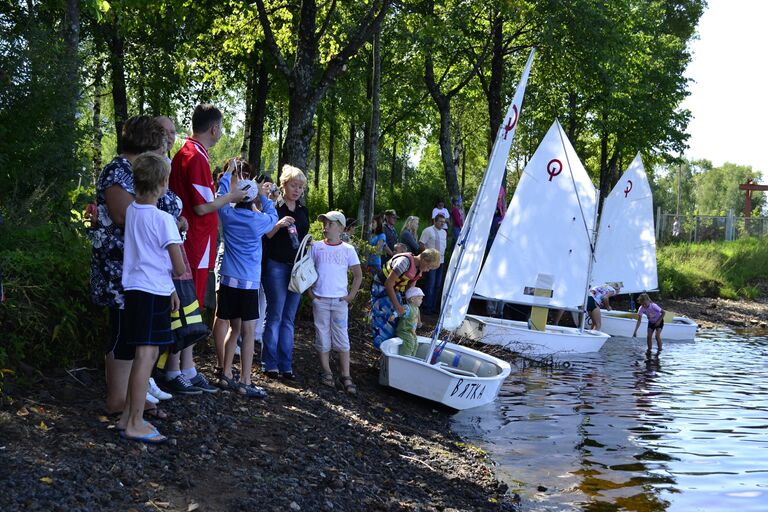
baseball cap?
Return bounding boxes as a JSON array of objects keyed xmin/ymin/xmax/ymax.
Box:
[
  {"xmin": 318, "ymin": 210, "xmax": 346, "ymax": 226},
  {"xmin": 236, "ymin": 179, "xmax": 258, "ymax": 202},
  {"xmin": 405, "ymin": 287, "xmax": 425, "ymax": 300},
  {"xmin": 384, "ymin": 209, "xmax": 398, "ymax": 218}
]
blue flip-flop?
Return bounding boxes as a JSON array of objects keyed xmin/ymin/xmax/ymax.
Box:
[{"xmin": 119, "ymin": 427, "xmax": 168, "ymax": 445}]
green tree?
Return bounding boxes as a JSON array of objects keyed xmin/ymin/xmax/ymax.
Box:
[{"xmin": 694, "ymin": 162, "xmax": 764, "ymax": 216}]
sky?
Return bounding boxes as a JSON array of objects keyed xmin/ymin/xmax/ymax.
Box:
[{"xmin": 682, "ymin": 0, "xmax": 768, "ymax": 177}]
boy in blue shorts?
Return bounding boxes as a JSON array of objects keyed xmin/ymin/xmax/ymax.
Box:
[
  {"xmin": 217, "ymin": 174, "xmax": 278, "ymax": 397},
  {"xmin": 308, "ymin": 211, "xmax": 363, "ymax": 394},
  {"xmin": 118, "ymin": 153, "xmax": 185, "ymax": 444}
]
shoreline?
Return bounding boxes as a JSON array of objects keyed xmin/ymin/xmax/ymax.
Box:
[
  {"xmin": 2, "ymin": 297, "xmax": 765, "ymax": 511},
  {"xmin": 0, "ymin": 318, "xmax": 517, "ymax": 512}
]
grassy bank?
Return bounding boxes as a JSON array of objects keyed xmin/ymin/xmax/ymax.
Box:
[{"xmin": 657, "ymin": 238, "xmax": 768, "ymax": 299}]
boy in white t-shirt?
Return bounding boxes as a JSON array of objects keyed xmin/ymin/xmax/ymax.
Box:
[
  {"xmin": 308, "ymin": 211, "xmax": 363, "ymax": 394},
  {"xmin": 119, "ymin": 153, "xmax": 185, "ymax": 444}
]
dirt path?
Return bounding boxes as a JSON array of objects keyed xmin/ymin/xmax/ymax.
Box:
[{"xmin": 0, "ymin": 320, "xmax": 517, "ymax": 512}]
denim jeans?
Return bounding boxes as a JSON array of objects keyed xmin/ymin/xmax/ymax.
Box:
[
  {"xmin": 261, "ymin": 259, "xmax": 302, "ymax": 372},
  {"xmin": 422, "ymin": 262, "xmax": 445, "ymax": 314}
]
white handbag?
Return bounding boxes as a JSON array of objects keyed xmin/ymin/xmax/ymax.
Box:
[{"xmin": 288, "ymin": 234, "xmax": 318, "ymax": 294}]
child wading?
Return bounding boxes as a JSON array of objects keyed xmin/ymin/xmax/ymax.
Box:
[
  {"xmin": 633, "ymin": 293, "xmax": 665, "ymax": 352},
  {"xmin": 308, "ymin": 211, "xmax": 363, "ymax": 394},
  {"xmin": 396, "ymin": 287, "xmax": 424, "ymax": 356},
  {"xmin": 118, "ymin": 153, "xmax": 185, "ymax": 444}
]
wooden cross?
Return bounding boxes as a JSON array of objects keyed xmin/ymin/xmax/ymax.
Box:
[{"xmin": 739, "ymin": 179, "xmax": 768, "ymax": 217}]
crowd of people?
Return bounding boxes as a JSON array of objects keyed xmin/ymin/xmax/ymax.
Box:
[
  {"xmin": 88, "ymin": 103, "xmax": 667, "ymax": 445},
  {"xmin": 88, "ymin": 104, "xmax": 459, "ymax": 445}
]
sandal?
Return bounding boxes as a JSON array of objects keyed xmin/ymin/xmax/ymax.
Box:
[
  {"xmin": 340, "ymin": 376, "xmax": 357, "ymax": 395},
  {"xmin": 237, "ymin": 382, "xmax": 268, "ymax": 398},
  {"xmin": 218, "ymin": 373, "xmax": 238, "ymax": 390},
  {"xmin": 320, "ymin": 373, "xmax": 335, "ymax": 388}
]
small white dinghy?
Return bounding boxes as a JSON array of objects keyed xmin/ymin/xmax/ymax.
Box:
[
  {"xmin": 591, "ymin": 154, "xmax": 698, "ymax": 342},
  {"xmin": 379, "ymin": 338, "xmax": 511, "ymax": 410},
  {"xmin": 457, "ymin": 119, "xmax": 610, "ymax": 357},
  {"xmin": 377, "ymin": 50, "xmax": 536, "ymax": 409},
  {"xmin": 600, "ymin": 310, "xmax": 698, "ymax": 340},
  {"xmin": 457, "ymin": 315, "xmax": 608, "ymax": 357}
]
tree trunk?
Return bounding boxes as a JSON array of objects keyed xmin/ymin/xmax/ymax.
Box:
[
  {"xmin": 62, "ymin": 0, "xmax": 79, "ymax": 125},
  {"xmin": 109, "ymin": 20, "xmax": 128, "ymax": 154},
  {"xmin": 361, "ymin": 27, "xmax": 381, "ymax": 239},
  {"xmin": 452, "ymin": 116, "xmax": 462, "ymax": 199},
  {"xmin": 461, "ymin": 143, "xmax": 466, "ymax": 196},
  {"xmin": 241, "ymin": 58, "xmax": 254, "ymax": 159},
  {"xmin": 436, "ymin": 100, "xmax": 461, "ymax": 200},
  {"xmin": 567, "ymin": 92, "xmax": 578, "ymax": 141},
  {"xmin": 249, "ymin": 49, "xmax": 270, "ymax": 174},
  {"xmin": 92, "ymin": 58, "xmax": 104, "ymax": 184},
  {"xmin": 390, "ymin": 139, "xmax": 397, "ymax": 194},
  {"xmin": 256, "ymin": 0, "xmax": 390, "ymax": 172},
  {"xmin": 347, "ymin": 121, "xmax": 355, "ymax": 189},
  {"xmin": 328, "ymin": 101, "xmax": 336, "ymax": 209},
  {"xmin": 314, "ymin": 110, "xmax": 322, "ymax": 189},
  {"xmin": 487, "ymin": 10, "xmax": 504, "ymax": 153},
  {"xmin": 277, "ymin": 111, "xmax": 284, "ymax": 175}
]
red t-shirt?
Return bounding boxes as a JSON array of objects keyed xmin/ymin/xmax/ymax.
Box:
[{"xmin": 169, "ymin": 138, "xmax": 217, "ymax": 270}]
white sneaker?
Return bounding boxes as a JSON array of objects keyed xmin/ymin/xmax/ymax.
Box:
[
  {"xmin": 145, "ymin": 391, "xmax": 160, "ymax": 404},
  {"xmin": 148, "ymin": 377, "xmax": 173, "ymax": 400}
]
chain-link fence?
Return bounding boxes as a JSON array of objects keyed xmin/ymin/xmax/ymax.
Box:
[{"xmin": 656, "ymin": 211, "xmax": 768, "ymax": 245}]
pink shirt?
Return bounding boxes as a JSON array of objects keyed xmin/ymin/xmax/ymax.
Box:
[{"xmin": 638, "ymin": 303, "xmax": 663, "ymax": 323}]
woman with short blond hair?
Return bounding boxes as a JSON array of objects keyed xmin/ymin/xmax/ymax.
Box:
[{"xmin": 261, "ymin": 165, "xmax": 310, "ymax": 379}]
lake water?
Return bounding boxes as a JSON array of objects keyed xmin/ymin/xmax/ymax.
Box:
[{"xmin": 452, "ymin": 330, "xmax": 768, "ymax": 511}]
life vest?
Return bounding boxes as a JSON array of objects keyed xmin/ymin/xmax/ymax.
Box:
[{"xmin": 381, "ymin": 252, "xmax": 421, "ymax": 292}]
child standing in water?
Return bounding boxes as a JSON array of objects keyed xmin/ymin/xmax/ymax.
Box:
[
  {"xmin": 633, "ymin": 293, "xmax": 665, "ymax": 352},
  {"xmin": 396, "ymin": 287, "xmax": 424, "ymax": 356}
]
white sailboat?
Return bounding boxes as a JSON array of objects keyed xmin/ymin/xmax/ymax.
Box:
[
  {"xmin": 378, "ymin": 49, "xmax": 538, "ymax": 409},
  {"xmin": 592, "ymin": 154, "xmax": 698, "ymax": 340},
  {"xmin": 455, "ymin": 119, "xmax": 609, "ymax": 358}
]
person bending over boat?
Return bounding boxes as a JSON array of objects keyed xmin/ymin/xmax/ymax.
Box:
[
  {"xmin": 587, "ymin": 283, "xmax": 620, "ymax": 331},
  {"xmin": 370, "ymin": 249, "xmax": 440, "ymax": 348},
  {"xmin": 632, "ymin": 293, "xmax": 664, "ymax": 352}
]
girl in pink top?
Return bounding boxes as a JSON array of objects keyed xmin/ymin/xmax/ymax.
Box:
[{"xmin": 633, "ymin": 293, "xmax": 665, "ymax": 352}]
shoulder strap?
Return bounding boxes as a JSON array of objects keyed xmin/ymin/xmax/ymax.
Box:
[{"xmin": 293, "ymin": 234, "xmax": 313, "ymax": 265}]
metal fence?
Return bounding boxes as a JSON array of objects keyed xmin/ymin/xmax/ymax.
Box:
[{"xmin": 656, "ymin": 211, "xmax": 768, "ymax": 245}]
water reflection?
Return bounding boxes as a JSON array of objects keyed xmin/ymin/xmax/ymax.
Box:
[{"xmin": 452, "ymin": 330, "xmax": 768, "ymax": 511}]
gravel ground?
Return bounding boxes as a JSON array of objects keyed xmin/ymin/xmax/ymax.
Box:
[{"xmin": 0, "ymin": 318, "xmax": 518, "ymax": 512}]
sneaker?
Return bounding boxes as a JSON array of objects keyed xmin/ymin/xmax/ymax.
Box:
[
  {"xmin": 148, "ymin": 377, "xmax": 173, "ymax": 400},
  {"xmin": 166, "ymin": 374, "xmax": 203, "ymax": 396},
  {"xmin": 190, "ymin": 373, "xmax": 219, "ymax": 394},
  {"xmin": 145, "ymin": 391, "xmax": 160, "ymax": 404}
]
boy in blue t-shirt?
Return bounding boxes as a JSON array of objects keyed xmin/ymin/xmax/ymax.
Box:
[{"xmin": 217, "ymin": 174, "xmax": 278, "ymax": 397}]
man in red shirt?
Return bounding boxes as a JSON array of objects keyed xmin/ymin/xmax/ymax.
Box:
[{"xmin": 166, "ymin": 104, "xmax": 246, "ymax": 394}]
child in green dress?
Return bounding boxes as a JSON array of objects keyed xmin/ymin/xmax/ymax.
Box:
[{"xmin": 396, "ymin": 287, "xmax": 424, "ymax": 356}]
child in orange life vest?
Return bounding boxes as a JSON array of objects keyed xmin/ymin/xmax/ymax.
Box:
[
  {"xmin": 633, "ymin": 293, "xmax": 665, "ymax": 352},
  {"xmin": 396, "ymin": 287, "xmax": 424, "ymax": 356}
]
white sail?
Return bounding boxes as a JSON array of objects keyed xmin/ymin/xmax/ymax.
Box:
[
  {"xmin": 591, "ymin": 153, "xmax": 657, "ymax": 293},
  {"xmin": 441, "ymin": 49, "xmax": 536, "ymax": 331},
  {"xmin": 474, "ymin": 119, "xmax": 597, "ymax": 309}
]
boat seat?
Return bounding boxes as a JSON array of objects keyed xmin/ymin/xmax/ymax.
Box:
[
  {"xmin": 438, "ymin": 363, "xmax": 477, "ymax": 377},
  {"xmin": 414, "ymin": 344, "xmax": 500, "ymax": 377}
]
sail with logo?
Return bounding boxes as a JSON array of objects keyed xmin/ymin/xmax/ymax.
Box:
[
  {"xmin": 377, "ymin": 49, "xmax": 537, "ymax": 409},
  {"xmin": 457, "ymin": 119, "xmax": 610, "ymax": 357},
  {"xmin": 592, "ymin": 154, "xmax": 698, "ymax": 339}
]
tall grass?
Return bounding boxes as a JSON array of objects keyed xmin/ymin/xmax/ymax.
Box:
[{"xmin": 658, "ymin": 238, "xmax": 768, "ymax": 299}]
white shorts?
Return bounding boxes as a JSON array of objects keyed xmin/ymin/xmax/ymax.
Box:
[{"xmin": 312, "ymin": 297, "xmax": 350, "ymax": 353}]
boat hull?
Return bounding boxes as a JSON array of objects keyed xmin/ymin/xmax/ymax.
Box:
[
  {"xmin": 378, "ymin": 337, "xmax": 511, "ymax": 410},
  {"xmin": 600, "ymin": 310, "xmax": 698, "ymax": 340},
  {"xmin": 456, "ymin": 314, "xmax": 610, "ymax": 357}
]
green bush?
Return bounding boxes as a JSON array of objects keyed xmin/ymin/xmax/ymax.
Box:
[
  {"xmin": 0, "ymin": 219, "xmax": 108, "ymax": 369},
  {"xmin": 657, "ymin": 238, "xmax": 768, "ymax": 299}
]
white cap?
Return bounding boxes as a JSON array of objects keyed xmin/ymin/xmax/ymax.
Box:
[
  {"xmin": 236, "ymin": 179, "xmax": 258, "ymax": 202},
  {"xmin": 405, "ymin": 287, "xmax": 425, "ymax": 300}
]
